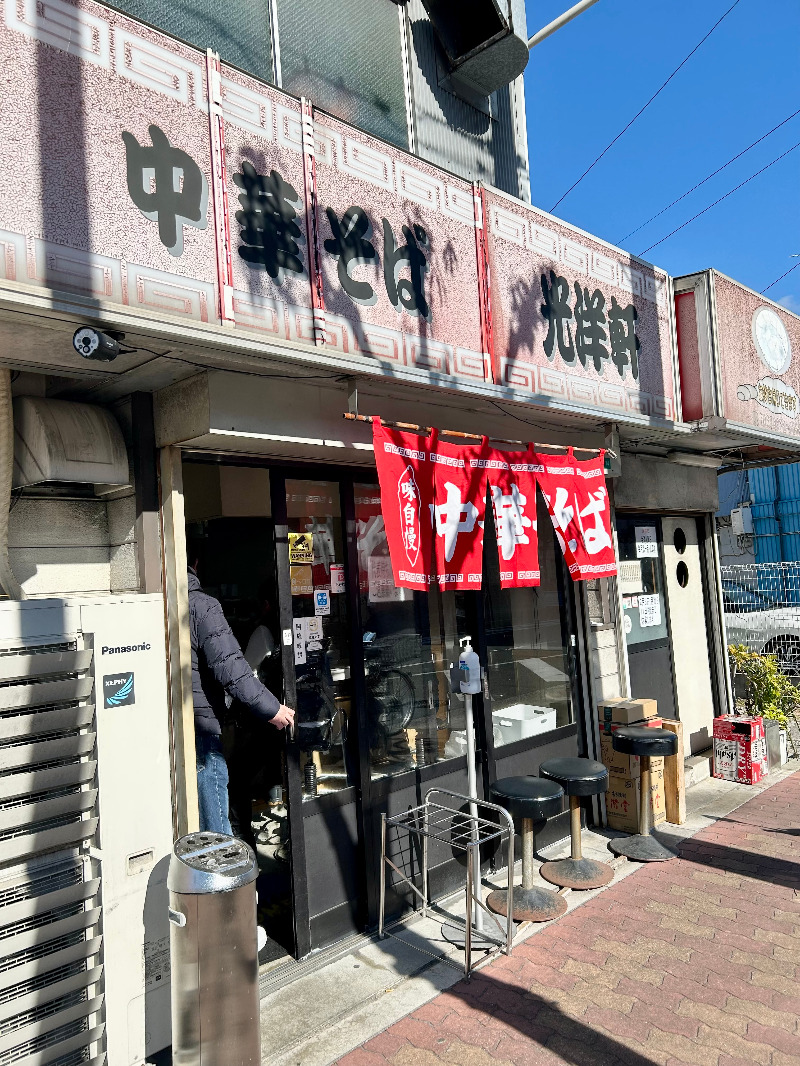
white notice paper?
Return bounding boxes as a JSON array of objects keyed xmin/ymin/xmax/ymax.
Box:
[
  {"xmin": 635, "ymin": 526, "xmax": 658, "ymax": 558},
  {"xmin": 292, "ymin": 617, "xmax": 307, "ymax": 665},
  {"xmin": 638, "ymin": 594, "xmax": 662, "ymax": 628}
]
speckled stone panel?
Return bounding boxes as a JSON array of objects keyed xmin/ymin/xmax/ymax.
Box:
[
  {"xmin": 312, "ymin": 110, "xmax": 484, "ymax": 376},
  {"xmin": 221, "ymin": 65, "xmax": 310, "ymax": 322},
  {"xmin": 485, "ymin": 189, "xmax": 676, "ymax": 423},
  {"xmin": 0, "ymin": 0, "xmax": 216, "ymax": 316},
  {"xmin": 713, "ymin": 271, "xmax": 800, "ymax": 439}
]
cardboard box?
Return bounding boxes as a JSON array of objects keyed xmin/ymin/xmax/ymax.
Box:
[
  {"xmin": 713, "ymin": 716, "xmax": 767, "ymax": 784},
  {"xmin": 661, "ymin": 719, "xmax": 686, "ymax": 825},
  {"xmin": 598, "ymin": 698, "xmax": 658, "ymax": 725},
  {"xmin": 606, "ymin": 768, "xmax": 666, "ymax": 833},
  {"xmin": 599, "ymin": 731, "xmax": 664, "ymax": 778},
  {"xmin": 600, "ymin": 715, "xmax": 663, "ymax": 737}
]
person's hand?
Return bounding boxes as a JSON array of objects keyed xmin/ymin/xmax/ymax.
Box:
[{"xmin": 271, "ymin": 704, "xmax": 296, "ymax": 730}]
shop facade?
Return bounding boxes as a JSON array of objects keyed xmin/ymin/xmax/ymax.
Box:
[{"xmin": 2, "ymin": 3, "xmax": 797, "ymax": 1060}]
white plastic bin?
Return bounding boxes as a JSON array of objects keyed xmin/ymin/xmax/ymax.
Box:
[{"xmin": 492, "ymin": 705, "xmax": 557, "ymax": 744}]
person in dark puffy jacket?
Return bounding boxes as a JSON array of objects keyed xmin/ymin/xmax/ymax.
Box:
[{"xmin": 187, "ymin": 562, "xmax": 294, "ymax": 836}]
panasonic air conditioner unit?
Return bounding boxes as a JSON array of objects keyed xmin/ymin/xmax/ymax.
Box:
[
  {"xmin": 13, "ymin": 396, "xmax": 129, "ymax": 488},
  {"xmin": 0, "ymin": 594, "xmax": 173, "ymax": 1065}
]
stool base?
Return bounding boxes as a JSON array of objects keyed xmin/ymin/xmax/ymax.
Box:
[
  {"xmin": 539, "ymin": 857, "xmax": 614, "ymax": 890},
  {"xmin": 609, "ymin": 833, "xmax": 677, "ymax": 863},
  {"xmin": 486, "ymin": 886, "xmax": 567, "ymax": 923},
  {"xmin": 441, "ymin": 922, "xmax": 504, "ymax": 951}
]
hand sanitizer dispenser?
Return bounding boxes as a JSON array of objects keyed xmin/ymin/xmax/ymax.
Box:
[{"xmin": 459, "ymin": 636, "xmax": 481, "ymax": 694}]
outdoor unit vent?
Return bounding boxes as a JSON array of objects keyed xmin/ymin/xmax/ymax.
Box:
[
  {"xmin": 13, "ymin": 397, "xmax": 128, "ymax": 488},
  {"xmin": 421, "ymin": 0, "xmax": 529, "ymax": 98}
]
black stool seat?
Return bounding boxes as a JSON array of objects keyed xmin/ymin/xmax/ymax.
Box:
[
  {"xmin": 539, "ymin": 758, "xmax": 608, "ymax": 797},
  {"xmin": 491, "ymin": 777, "xmax": 564, "ymax": 822},
  {"xmin": 612, "ymin": 727, "xmax": 678, "ymax": 758}
]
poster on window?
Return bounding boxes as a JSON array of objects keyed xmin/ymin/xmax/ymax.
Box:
[
  {"xmin": 635, "ymin": 526, "xmax": 658, "ymax": 558},
  {"xmin": 430, "ymin": 436, "xmax": 489, "ymax": 590},
  {"xmin": 638, "ymin": 593, "xmax": 661, "ymax": 628},
  {"xmin": 372, "ymin": 418, "xmax": 435, "ymax": 590},
  {"xmin": 536, "ymin": 449, "xmax": 617, "ymax": 580},
  {"xmin": 485, "ymin": 447, "xmax": 541, "ymax": 587}
]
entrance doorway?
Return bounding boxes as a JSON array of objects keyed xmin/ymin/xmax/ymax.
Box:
[
  {"xmin": 181, "ymin": 456, "xmax": 586, "ymax": 959},
  {"xmin": 617, "ymin": 513, "xmax": 717, "ymax": 754},
  {"xmin": 616, "ymin": 515, "xmax": 676, "ymax": 719},
  {"xmin": 183, "ymin": 462, "xmax": 293, "ymax": 963}
]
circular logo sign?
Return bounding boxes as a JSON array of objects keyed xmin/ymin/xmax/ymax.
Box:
[{"xmin": 752, "ymin": 305, "xmax": 791, "ymax": 375}]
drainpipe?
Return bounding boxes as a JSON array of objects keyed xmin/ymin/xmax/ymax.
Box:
[{"xmin": 0, "ymin": 371, "xmax": 24, "ymax": 600}]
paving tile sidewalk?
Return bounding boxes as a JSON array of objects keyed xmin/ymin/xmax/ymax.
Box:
[{"xmin": 335, "ymin": 772, "xmax": 800, "ymax": 1066}]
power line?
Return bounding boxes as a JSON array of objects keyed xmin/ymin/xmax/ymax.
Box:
[
  {"xmin": 549, "ymin": 0, "xmax": 742, "ymax": 213},
  {"xmin": 762, "ymin": 261, "xmax": 800, "ymax": 295},
  {"xmin": 639, "ymin": 139, "xmax": 800, "ymax": 255},
  {"xmin": 618, "ymin": 107, "xmax": 800, "ymax": 244}
]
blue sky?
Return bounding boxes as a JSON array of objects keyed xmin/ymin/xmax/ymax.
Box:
[{"xmin": 522, "ymin": 0, "xmax": 800, "ymax": 312}]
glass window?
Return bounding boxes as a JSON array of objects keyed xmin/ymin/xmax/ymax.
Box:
[
  {"xmin": 484, "ymin": 495, "xmax": 574, "ymax": 747},
  {"xmin": 277, "ymin": 0, "xmax": 409, "ymax": 148},
  {"xmin": 616, "ymin": 518, "xmax": 669, "ymax": 644},
  {"xmin": 109, "ymin": 0, "xmax": 273, "ymax": 83},
  {"xmin": 286, "ymin": 480, "xmax": 353, "ymax": 800},
  {"xmin": 355, "ymin": 483, "xmax": 470, "ymax": 778}
]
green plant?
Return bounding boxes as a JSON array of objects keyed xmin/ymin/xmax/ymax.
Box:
[{"xmin": 728, "ymin": 644, "xmax": 800, "ymax": 752}]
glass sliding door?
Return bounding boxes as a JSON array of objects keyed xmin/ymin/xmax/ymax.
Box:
[
  {"xmin": 354, "ymin": 481, "xmax": 476, "ymax": 779},
  {"xmin": 616, "ymin": 515, "xmax": 677, "ymax": 719},
  {"xmin": 483, "ymin": 494, "xmax": 575, "ymax": 749}
]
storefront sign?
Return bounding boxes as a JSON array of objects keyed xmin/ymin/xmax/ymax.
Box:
[
  {"xmin": 675, "ymin": 270, "xmax": 800, "ymax": 444},
  {"xmin": 372, "ymin": 420, "xmax": 436, "ymax": 590},
  {"xmin": 536, "ymin": 450, "xmax": 617, "ymax": 579},
  {"xmin": 0, "ymin": 0, "xmax": 684, "ymax": 429},
  {"xmin": 314, "ymin": 590, "xmax": 331, "ymax": 616},
  {"xmin": 486, "ymin": 447, "xmax": 541, "ymax": 587},
  {"xmin": 430, "ymin": 436, "xmax": 489, "ymax": 590},
  {"xmin": 485, "ymin": 190, "xmax": 677, "ymax": 423},
  {"xmin": 373, "ymin": 420, "xmax": 616, "ymax": 587},
  {"xmin": 0, "ymin": 0, "xmax": 217, "ymax": 319}
]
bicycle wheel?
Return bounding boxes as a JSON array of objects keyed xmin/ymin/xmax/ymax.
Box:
[{"xmin": 368, "ymin": 668, "xmax": 416, "ymax": 736}]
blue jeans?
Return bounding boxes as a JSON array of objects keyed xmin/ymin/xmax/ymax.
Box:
[{"xmin": 195, "ymin": 733, "xmax": 232, "ymax": 835}]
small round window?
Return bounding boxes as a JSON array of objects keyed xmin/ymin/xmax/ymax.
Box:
[
  {"xmin": 673, "ymin": 527, "xmax": 687, "ymax": 554},
  {"xmin": 676, "ymin": 561, "xmax": 689, "ymax": 588}
]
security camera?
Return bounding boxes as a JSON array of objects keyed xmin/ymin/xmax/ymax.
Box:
[{"xmin": 72, "ymin": 327, "xmax": 122, "ymax": 362}]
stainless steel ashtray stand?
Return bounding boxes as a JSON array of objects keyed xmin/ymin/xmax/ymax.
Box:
[{"xmin": 378, "ymin": 787, "xmax": 515, "ymax": 977}]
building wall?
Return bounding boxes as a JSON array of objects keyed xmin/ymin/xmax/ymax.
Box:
[{"xmin": 404, "ymin": 0, "xmax": 530, "ymax": 200}]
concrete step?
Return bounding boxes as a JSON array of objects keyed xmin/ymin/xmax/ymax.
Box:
[{"xmin": 685, "ymin": 747, "xmax": 713, "ymax": 788}]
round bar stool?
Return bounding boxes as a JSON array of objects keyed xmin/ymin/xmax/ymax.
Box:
[
  {"xmin": 608, "ymin": 727, "xmax": 678, "ymax": 862},
  {"xmin": 486, "ymin": 777, "xmax": 568, "ymax": 923},
  {"xmin": 538, "ymin": 758, "xmax": 614, "ymax": 890}
]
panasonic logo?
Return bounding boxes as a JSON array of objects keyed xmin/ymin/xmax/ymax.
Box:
[{"xmin": 101, "ymin": 643, "xmax": 151, "ymax": 655}]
